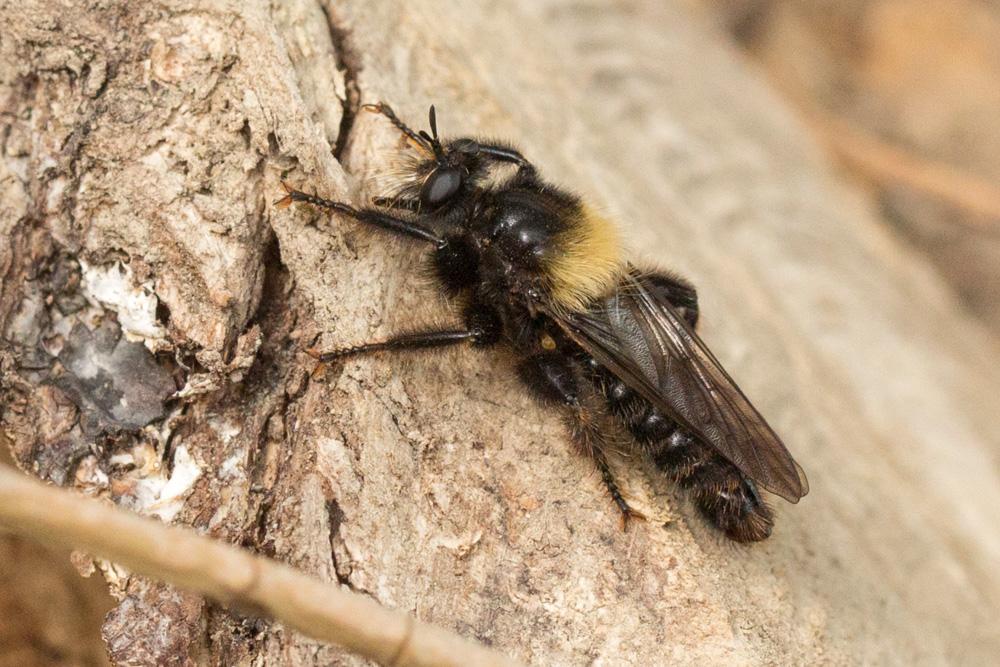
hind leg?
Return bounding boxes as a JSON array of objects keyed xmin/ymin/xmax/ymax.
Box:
[
  {"xmin": 642, "ymin": 271, "xmax": 700, "ymax": 328},
  {"xmin": 519, "ymin": 351, "xmax": 644, "ymax": 528}
]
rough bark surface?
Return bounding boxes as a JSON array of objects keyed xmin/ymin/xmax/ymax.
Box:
[{"xmin": 2, "ymin": 1, "xmax": 999, "ymax": 665}]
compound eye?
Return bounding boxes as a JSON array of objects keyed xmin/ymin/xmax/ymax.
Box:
[{"xmin": 421, "ymin": 166, "xmax": 463, "ymax": 206}]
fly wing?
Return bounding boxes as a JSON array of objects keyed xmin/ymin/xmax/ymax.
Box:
[{"xmin": 548, "ymin": 271, "xmax": 808, "ymax": 502}]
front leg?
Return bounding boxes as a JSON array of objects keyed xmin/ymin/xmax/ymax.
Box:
[
  {"xmin": 277, "ymin": 183, "xmax": 444, "ymax": 247},
  {"xmin": 462, "ymin": 139, "xmax": 538, "ymax": 186},
  {"xmin": 519, "ymin": 351, "xmax": 644, "ymax": 528},
  {"xmin": 364, "ymin": 100, "xmax": 539, "ymax": 183},
  {"xmin": 361, "ymin": 102, "xmax": 433, "ymax": 155},
  {"xmin": 476, "ymin": 143, "xmax": 531, "ymax": 167},
  {"xmin": 279, "ymin": 184, "xmax": 480, "ymax": 295}
]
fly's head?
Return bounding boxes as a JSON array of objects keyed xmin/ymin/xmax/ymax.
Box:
[{"xmin": 374, "ymin": 104, "xmax": 485, "ymax": 210}]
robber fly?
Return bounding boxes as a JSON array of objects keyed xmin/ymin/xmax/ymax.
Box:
[{"xmin": 278, "ymin": 103, "xmax": 808, "ymax": 542}]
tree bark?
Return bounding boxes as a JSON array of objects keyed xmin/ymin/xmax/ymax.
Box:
[{"xmin": 2, "ymin": 1, "xmax": 999, "ymax": 665}]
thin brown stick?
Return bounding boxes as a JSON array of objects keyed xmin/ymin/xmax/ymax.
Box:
[
  {"xmin": 0, "ymin": 464, "xmax": 521, "ymax": 667},
  {"xmin": 815, "ymin": 115, "xmax": 1000, "ymax": 229},
  {"xmin": 764, "ymin": 70, "xmax": 1000, "ymax": 230}
]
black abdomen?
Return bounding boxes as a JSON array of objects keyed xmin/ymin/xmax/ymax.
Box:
[{"xmin": 589, "ymin": 362, "xmax": 774, "ymax": 542}]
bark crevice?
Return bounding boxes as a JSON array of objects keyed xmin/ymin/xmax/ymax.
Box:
[{"xmin": 319, "ymin": 1, "xmax": 363, "ymax": 162}]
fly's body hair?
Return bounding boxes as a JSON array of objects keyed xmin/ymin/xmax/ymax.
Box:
[
  {"xmin": 278, "ymin": 103, "xmax": 807, "ymax": 543},
  {"xmin": 546, "ymin": 204, "xmax": 623, "ymax": 312}
]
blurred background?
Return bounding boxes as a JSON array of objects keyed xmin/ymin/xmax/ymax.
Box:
[
  {"xmin": 691, "ymin": 0, "xmax": 1000, "ymax": 333},
  {"xmin": 0, "ymin": 443, "xmax": 112, "ymax": 667},
  {"xmin": 4, "ymin": 1, "xmax": 999, "ymax": 664}
]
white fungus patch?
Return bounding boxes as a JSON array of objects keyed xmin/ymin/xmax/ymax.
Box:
[
  {"xmin": 108, "ymin": 452, "xmax": 135, "ymax": 467},
  {"xmin": 431, "ymin": 529, "xmax": 483, "ymax": 558},
  {"xmin": 80, "ymin": 259, "xmax": 167, "ymax": 347},
  {"xmin": 134, "ymin": 445, "xmax": 203, "ymax": 522},
  {"xmin": 207, "ymin": 417, "xmax": 242, "ymax": 445},
  {"xmin": 218, "ymin": 449, "xmax": 246, "ymax": 481}
]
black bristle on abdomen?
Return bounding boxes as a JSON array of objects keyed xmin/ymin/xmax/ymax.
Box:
[{"xmin": 594, "ymin": 369, "xmax": 774, "ymax": 542}]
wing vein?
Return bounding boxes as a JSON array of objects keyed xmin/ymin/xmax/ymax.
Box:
[{"xmin": 547, "ymin": 269, "xmax": 807, "ymax": 501}]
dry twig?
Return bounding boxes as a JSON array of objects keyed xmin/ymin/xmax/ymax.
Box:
[
  {"xmin": 0, "ymin": 464, "xmax": 521, "ymax": 667},
  {"xmin": 768, "ymin": 73, "xmax": 1000, "ymax": 229}
]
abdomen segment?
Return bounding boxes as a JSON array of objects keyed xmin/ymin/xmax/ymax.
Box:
[{"xmin": 591, "ymin": 361, "xmax": 775, "ymax": 542}]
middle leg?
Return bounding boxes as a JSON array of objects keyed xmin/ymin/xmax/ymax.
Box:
[{"xmin": 312, "ymin": 302, "xmax": 502, "ymax": 362}]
